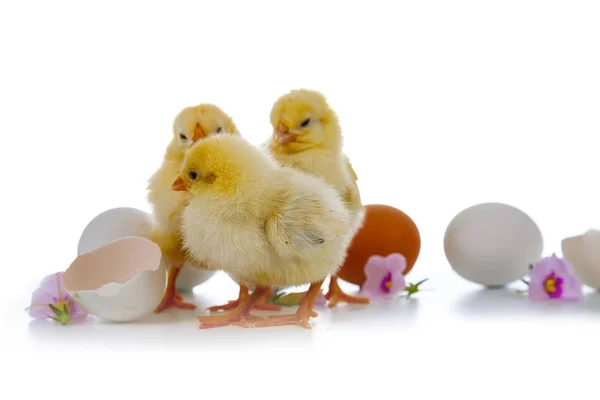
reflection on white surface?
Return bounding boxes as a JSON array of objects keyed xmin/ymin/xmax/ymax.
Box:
[
  {"xmin": 22, "ymin": 270, "xmax": 600, "ymax": 353},
  {"xmin": 23, "ymin": 273, "xmax": 427, "ymax": 350},
  {"xmin": 455, "ymin": 285, "xmax": 600, "ymax": 320}
]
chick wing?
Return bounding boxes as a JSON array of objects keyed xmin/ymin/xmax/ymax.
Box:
[{"xmin": 266, "ymin": 170, "xmax": 351, "ymax": 259}]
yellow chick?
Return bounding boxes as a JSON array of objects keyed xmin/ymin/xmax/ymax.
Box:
[
  {"xmin": 173, "ymin": 134, "xmax": 352, "ymax": 329},
  {"xmin": 266, "ymin": 89, "xmax": 369, "ymax": 307},
  {"xmin": 147, "ymin": 103, "xmax": 238, "ymax": 313}
]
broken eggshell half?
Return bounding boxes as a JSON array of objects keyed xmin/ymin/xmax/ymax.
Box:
[
  {"xmin": 63, "ymin": 237, "xmax": 167, "ymax": 322},
  {"xmin": 562, "ymin": 229, "xmax": 600, "ymax": 290},
  {"xmin": 77, "ymin": 207, "xmax": 215, "ymax": 293}
]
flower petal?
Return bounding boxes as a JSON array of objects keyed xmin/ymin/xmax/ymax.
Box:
[
  {"xmin": 314, "ymin": 291, "xmax": 327, "ymax": 307},
  {"xmin": 39, "ymin": 272, "xmax": 66, "ymax": 299},
  {"xmin": 361, "ymin": 287, "xmax": 387, "ymax": 300},
  {"xmin": 364, "ymin": 256, "xmax": 389, "ymax": 281},
  {"xmin": 528, "ymin": 277, "xmax": 549, "ymax": 301},
  {"xmin": 362, "ymin": 255, "xmax": 390, "ymax": 296},
  {"xmin": 529, "ymin": 257, "xmax": 553, "ymax": 282},
  {"xmin": 559, "ymin": 274, "xmax": 583, "ymax": 301},
  {"xmin": 390, "ymin": 272, "xmax": 407, "ymax": 295},
  {"xmin": 553, "ymin": 256, "xmax": 576, "ymax": 277},
  {"xmin": 68, "ymin": 302, "xmax": 89, "ymax": 320},
  {"xmin": 384, "ymin": 253, "xmax": 407, "ymax": 274},
  {"xmin": 29, "ymin": 287, "xmax": 57, "ymax": 319}
]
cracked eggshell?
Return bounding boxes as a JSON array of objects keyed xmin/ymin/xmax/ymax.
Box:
[
  {"xmin": 562, "ymin": 229, "xmax": 600, "ymax": 290},
  {"xmin": 77, "ymin": 207, "xmax": 154, "ymax": 255},
  {"xmin": 64, "ymin": 237, "xmax": 167, "ymax": 322},
  {"xmin": 77, "ymin": 207, "xmax": 215, "ymax": 291},
  {"xmin": 444, "ymin": 202, "xmax": 544, "ymax": 287}
]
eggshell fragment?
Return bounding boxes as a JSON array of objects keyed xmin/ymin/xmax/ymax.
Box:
[
  {"xmin": 63, "ymin": 237, "xmax": 167, "ymax": 322},
  {"xmin": 562, "ymin": 229, "xmax": 600, "ymax": 290},
  {"xmin": 77, "ymin": 207, "xmax": 215, "ymax": 291},
  {"xmin": 444, "ymin": 202, "xmax": 543, "ymax": 287},
  {"xmin": 77, "ymin": 207, "xmax": 154, "ymax": 255}
]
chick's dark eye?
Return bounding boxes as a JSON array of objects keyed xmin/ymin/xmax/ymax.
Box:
[
  {"xmin": 179, "ymin": 133, "xmax": 187, "ymax": 141},
  {"xmin": 300, "ymin": 118, "xmax": 311, "ymax": 128},
  {"xmin": 215, "ymin": 127, "xmax": 223, "ymax": 133},
  {"xmin": 188, "ymin": 170, "xmax": 199, "ymax": 180}
]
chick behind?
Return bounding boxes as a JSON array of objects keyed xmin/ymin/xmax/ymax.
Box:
[
  {"xmin": 147, "ymin": 103, "xmax": 239, "ymax": 313},
  {"xmin": 266, "ymin": 89, "xmax": 368, "ymax": 307}
]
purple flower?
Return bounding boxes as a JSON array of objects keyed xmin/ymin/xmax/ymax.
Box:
[
  {"xmin": 314, "ymin": 291, "xmax": 327, "ymax": 307},
  {"xmin": 28, "ymin": 272, "xmax": 88, "ymax": 324},
  {"xmin": 528, "ymin": 254, "xmax": 582, "ymax": 301},
  {"xmin": 361, "ymin": 253, "xmax": 407, "ymax": 299}
]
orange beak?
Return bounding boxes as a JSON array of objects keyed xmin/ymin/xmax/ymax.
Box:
[
  {"xmin": 171, "ymin": 177, "xmax": 188, "ymax": 192},
  {"xmin": 193, "ymin": 123, "xmax": 207, "ymax": 142},
  {"xmin": 275, "ymin": 122, "xmax": 296, "ymax": 144}
]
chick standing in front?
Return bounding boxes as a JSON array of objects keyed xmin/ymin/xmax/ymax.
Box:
[
  {"xmin": 148, "ymin": 104, "xmax": 238, "ymax": 312},
  {"xmin": 266, "ymin": 89, "xmax": 369, "ymax": 307},
  {"xmin": 174, "ymin": 135, "xmax": 353, "ymax": 328}
]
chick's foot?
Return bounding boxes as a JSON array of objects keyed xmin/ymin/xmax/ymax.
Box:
[
  {"xmin": 198, "ymin": 286, "xmax": 267, "ymax": 329},
  {"xmin": 325, "ymin": 276, "xmax": 370, "ymax": 308},
  {"xmin": 252, "ymin": 281, "xmax": 324, "ymax": 329},
  {"xmin": 207, "ymin": 287, "xmax": 282, "ymax": 312},
  {"xmin": 154, "ymin": 266, "xmax": 197, "ymax": 313}
]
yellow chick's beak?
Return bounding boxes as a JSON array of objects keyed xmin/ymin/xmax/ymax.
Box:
[
  {"xmin": 193, "ymin": 123, "xmax": 207, "ymax": 142},
  {"xmin": 171, "ymin": 177, "xmax": 189, "ymax": 192},
  {"xmin": 275, "ymin": 122, "xmax": 296, "ymax": 144}
]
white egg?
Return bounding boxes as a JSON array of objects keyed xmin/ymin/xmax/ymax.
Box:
[
  {"xmin": 78, "ymin": 207, "xmax": 154, "ymax": 255},
  {"xmin": 562, "ymin": 229, "xmax": 600, "ymax": 290},
  {"xmin": 64, "ymin": 237, "xmax": 167, "ymax": 322},
  {"xmin": 444, "ymin": 202, "xmax": 544, "ymax": 287},
  {"xmin": 176, "ymin": 262, "xmax": 215, "ymax": 292},
  {"xmin": 78, "ymin": 207, "xmax": 215, "ymax": 292}
]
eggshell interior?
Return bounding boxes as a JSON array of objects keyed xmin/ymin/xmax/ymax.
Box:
[
  {"xmin": 64, "ymin": 237, "xmax": 162, "ymax": 292},
  {"xmin": 76, "ymin": 207, "xmax": 216, "ymax": 292}
]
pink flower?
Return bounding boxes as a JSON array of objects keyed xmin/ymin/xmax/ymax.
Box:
[
  {"xmin": 528, "ymin": 254, "xmax": 582, "ymax": 301},
  {"xmin": 28, "ymin": 272, "xmax": 88, "ymax": 324},
  {"xmin": 361, "ymin": 253, "xmax": 407, "ymax": 299},
  {"xmin": 314, "ymin": 291, "xmax": 327, "ymax": 307}
]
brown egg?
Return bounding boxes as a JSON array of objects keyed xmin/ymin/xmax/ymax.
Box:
[{"xmin": 337, "ymin": 204, "xmax": 421, "ymax": 287}]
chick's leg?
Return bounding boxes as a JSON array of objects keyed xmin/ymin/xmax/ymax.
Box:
[
  {"xmin": 198, "ymin": 285, "xmax": 267, "ymax": 329},
  {"xmin": 154, "ymin": 266, "xmax": 197, "ymax": 313},
  {"xmin": 324, "ymin": 276, "xmax": 370, "ymax": 308},
  {"xmin": 207, "ymin": 286, "xmax": 282, "ymax": 312},
  {"xmin": 251, "ymin": 280, "xmax": 324, "ymax": 329}
]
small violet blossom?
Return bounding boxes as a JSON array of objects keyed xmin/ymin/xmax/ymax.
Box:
[
  {"xmin": 314, "ymin": 291, "xmax": 328, "ymax": 307},
  {"xmin": 361, "ymin": 253, "xmax": 407, "ymax": 299},
  {"xmin": 528, "ymin": 254, "xmax": 582, "ymax": 301},
  {"xmin": 28, "ymin": 272, "xmax": 88, "ymax": 324}
]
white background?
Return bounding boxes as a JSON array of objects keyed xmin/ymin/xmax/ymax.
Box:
[{"xmin": 1, "ymin": 1, "xmax": 600, "ymax": 399}]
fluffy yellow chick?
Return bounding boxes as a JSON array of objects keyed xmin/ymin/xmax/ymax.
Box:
[
  {"xmin": 173, "ymin": 134, "xmax": 353, "ymax": 328},
  {"xmin": 147, "ymin": 103, "xmax": 238, "ymax": 313},
  {"xmin": 266, "ymin": 89, "xmax": 368, "ymax": 307}
]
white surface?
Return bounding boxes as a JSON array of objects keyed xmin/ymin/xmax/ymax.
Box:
[{"xmin": 2, "ymin": 1, "xmax": 600, "ymax": 399}]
